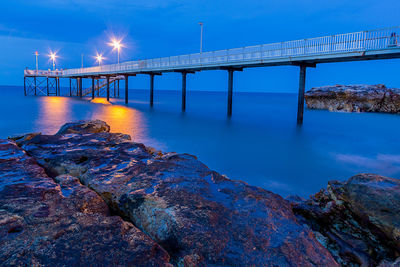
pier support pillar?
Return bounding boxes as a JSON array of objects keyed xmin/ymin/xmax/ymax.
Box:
[
  {"xmin": 150, "ymin": 73, "xmax": 154, "ymax": 107},
  {"xmin": 106, "ymin": 76, "xmax": 110, "ymax": 101},
  {"xmin": 181, "ymin": 72, "xmax": 187, "ymax": 111},
  {"xmin": 79, "ymin": 78, "xmax": 83, "ymax": 98},
  {"xmin": 92, "ymin": 77, "xmax": 95, "ymax": 99},
  {"xmin": 75, "ymin": 78, "xmax": 79, "ymax": 96},
  {"xmin": 58, "ymin": 77, "xmax": 60, "ymax": 96},
  {"xmin": 24, "ymin": 77, "xmax": 26, "ymax": 96},
  {"xmin": 227, "ymin": 69, "xmax": 234, "ymax": 117},
  {"xmin": 34, "ymin": 76, "xmax": 37, "ymax": 96},
  {"xmin": 55, "ymin": 78, "xmax": 58, "ymax": 96},
  {"xmin": 113, "ymin": 79, "xmax": 116, "ymax": 98},
  {"xmin": 117, "ymin": 79, "xmax": 120, "ymax": 98},
  {"xmin": 69, "ymin": 78, "xmax": 72, "ymax": 96},
  {"xmin": 97, "ymin": 79, "xmax": 100, "ymax": 97},
  {"xmin": 46, "ymin": 78, "xmax": 49, "ymax": 96},
  {"xmin": 124, "ymin": 75, "xmax": 129, "ymax": 104},
  {"xmin": 297, "ymin": 65, "xmax": 307, "ymax": 125}
]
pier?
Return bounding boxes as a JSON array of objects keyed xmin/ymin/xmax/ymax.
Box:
[{"xmin": 24, "ymin": 26, "xmax": 400, "ymax": 124}]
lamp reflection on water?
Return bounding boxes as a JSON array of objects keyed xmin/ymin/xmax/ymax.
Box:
[
  {"xmin": 91, "ymin": 102, "xmax": 145, "ymax": 142},
  {"xmin": 34, "ymin": 96, "xmax": 160, "ymax": 148},
  {"xmin": 36, "ymin": 96, "xmax": 71, "ymax": 133}
]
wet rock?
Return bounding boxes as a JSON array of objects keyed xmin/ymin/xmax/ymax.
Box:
[
  {"xmin": 291, "ymin": 174, "xmax": 400, "ymax": 266},
  {"xmin": 305, "ymin": 84, "xmax": 400, "ymax": 113},
  {"xmin": 20, "ymin": 120, "xmax": 338, "ymax": 266},
  {"xmin": 0, "ymin": 140, "xmax": 171, "ymax": 266},
  {"xmin": 57, "ymin": 119, "xmax": 111, "ymax": 134},
  {"xmin": 378, "ymin": 257, "xmax": 400, "ymax": 267},
  {"xmin": 8, "ymin": 132, "xmax": 41, "ymax": 144}
]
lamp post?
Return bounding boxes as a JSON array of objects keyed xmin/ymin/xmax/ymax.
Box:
[
  {"xmin": 35, "ymin": 51, "xmax": 38, "ymax": 73},
  {"xmin": 109, "ymin": 39, "xmax": 122, "ymax": 64},
  {"xmin": 96, "ymin": 53, "xmax": 104, "ymax": 66},
  {"xmin": 199, "ymin": 22, "xmax": 203, "ymax": 54},
  {"xmin": 49, "ymin": 52, "xmax": 57, "ymax": 70}
]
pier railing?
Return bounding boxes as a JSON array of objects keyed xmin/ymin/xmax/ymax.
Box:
[
  {"xmin": 26, "ymin": 26, "xmax": 400, "ymax": 77},
  {"xmin": 24, "ymin": 69, "xmax": 64, "ymax": 77}
]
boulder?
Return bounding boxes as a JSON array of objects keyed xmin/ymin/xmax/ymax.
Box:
[
  {"xmin": 19, "ymin": 120, "xmax": 338, "ymax": 266},
  {"xmin": 291, "ymin": 173, "xmax": 400, "ymax": 266},
  {"xmin": 0, "ymin": 139, "xmax": 171, "ymax": 266},
  {"xmin": 305, "ymin": 84, "xmax": 400, "ymax": 113},
  {"xmin": 56, "ymin": 120, "xmax": 111, "ymax": 134}
]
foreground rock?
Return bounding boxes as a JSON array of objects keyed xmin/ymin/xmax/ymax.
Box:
[
  {"xmin": 0, "ymin": 140, "xmax": 171, "ymax": 266},
  {"xmin": 17, "ymin": 120, "xmax": 337, "ymax": 266},
  {"xmin": 291, "ymin": 174, "xmax": 400, "ymax": 266},
  {"xmin": 305, "ymin": 84, "xmax": 400, "ymax": 113},
  {"xmin": 57, "ymin": 119, "xmax": 110, "ymax": 134}
]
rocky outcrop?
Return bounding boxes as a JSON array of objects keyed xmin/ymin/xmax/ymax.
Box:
[
  {"xmin": 13, "ymin": 120, "xmax": 338, "ymax": 266},
  {"xmin": 56, "ymin": 119, "xmax": 111, "ymax": 134},
  {"xmin": 305, "ymin": 84, "xmax": 400, "ymax": 113},
  {"xmin": 291, "ymin": 174, "xmax": 400, "ymax": 266},
  {"xmin": 0, "ymin": 139, "xmax": 171, "ymax": 266}
]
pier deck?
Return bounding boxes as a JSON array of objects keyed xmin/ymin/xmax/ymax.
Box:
[{"xmin": 24, "ymin": 26, "xmax": 400, "ymax": 124}]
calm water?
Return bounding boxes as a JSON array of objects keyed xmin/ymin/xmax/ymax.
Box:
[{"xmin": 1, "ymin": 85, "xmax": 399, "ymax": 197}]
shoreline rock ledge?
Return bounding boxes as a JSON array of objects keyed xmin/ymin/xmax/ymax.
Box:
[
  {"xmin": 290, "ymin": 174, "xmax": 400, "ymax": 266},
  {"xmin": 2, "ymin": 120, "xmax": 337, "ymax": 266},
  {"xmin": 305, "ymin": 84, "xmax": 400, "ymax": 113},
  {"xmin": 2, "ymin": 120, "xmax": 400, "ymax": 266}
]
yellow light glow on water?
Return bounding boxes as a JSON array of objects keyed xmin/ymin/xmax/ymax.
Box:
[
  {"xmin": 36, "ymin": 97, "xmax": 70, "ymax": 134},
  {"xmin": 90, "ymin": 98, "xmax": 111, "ymax": 105},
  {"xmin": 91, "ymin": 104, "xmax": 145, "ymax": 142}
]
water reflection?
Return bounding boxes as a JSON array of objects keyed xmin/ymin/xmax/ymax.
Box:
[
  {"xmin": 36, "ymin": 96, "xmax": 71, "ymax": 133},
  {"xmin": 2, "ymin": 87, "xmax": 399, "ymax": 197},
  {"xmin": 90, "ymin": 98, "xmax": 112, "ymax": 105},
  {"xmin": 91, "ymin": 102, "xmax": 146, "ymax": 142}
]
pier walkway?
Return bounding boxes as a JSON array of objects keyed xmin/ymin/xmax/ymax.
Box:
[{"xmin": 24, "ymin": 26, "xmax": 400, "ymax": 124}]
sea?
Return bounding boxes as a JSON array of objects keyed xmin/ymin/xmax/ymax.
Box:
[{"xmin": 1, "ymin": 85, "xmax": 399, "ymax": 197}]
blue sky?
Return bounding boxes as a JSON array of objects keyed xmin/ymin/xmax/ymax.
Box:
[{"xmin": 1, "ymin": 0, "xmax": 400, "ymax": 92}]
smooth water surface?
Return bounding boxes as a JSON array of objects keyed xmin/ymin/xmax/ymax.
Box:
[{"xmin": 1, "ymin": 85, "xmax": 399, "ymax": 197}]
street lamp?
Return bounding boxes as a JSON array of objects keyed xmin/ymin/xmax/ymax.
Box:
[
  {"xmin": 49, "ymin": 52, "xmax": 57, "ymax": 70},
  {"xmin": 199, "ymin": 22, "xmax": 203, "ymax": 54},
  {"xmin": 35, "ymin": 51, "xmax": 39, "ymax": 73},
  {"xmin": 109, "ymin": 38, "xmax": 123, "ymax": 64},
  {"xmin": 95, "ymin": 53, "xmax": 104, "ymax": 66}
]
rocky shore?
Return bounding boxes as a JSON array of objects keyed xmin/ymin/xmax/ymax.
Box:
[
  {"xmin": 1, "ymin": 120, "xmax": 399, "ymax": 266},
  {"xmin": 305, "ymin": 84, "xmax": 400, "ymax": 113}
]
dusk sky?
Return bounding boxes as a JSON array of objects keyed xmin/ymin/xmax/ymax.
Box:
[{"xmin": 2, "ymin": 0, "xmax": 400, "ymax": 92}]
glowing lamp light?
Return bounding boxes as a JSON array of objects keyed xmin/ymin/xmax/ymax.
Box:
[
  {"xmin": 95, "ymin": 53, "xmax": 104, "ymax": 66},
  {"xmin": 109, "ymin": 38, "xmax": 122, "ymax": 50},
  {"xmin": 108, "ymin": 37, "xmax": 124, "ymax": 64},
  {"xmin": 49, "ymin": 52, "xmax": 57, "ymax": 70}
]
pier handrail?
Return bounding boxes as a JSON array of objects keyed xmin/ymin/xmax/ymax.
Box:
[{"xmin": 26, "ymin": 26, "xmax": 400, "ymax": 77}]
